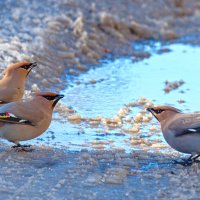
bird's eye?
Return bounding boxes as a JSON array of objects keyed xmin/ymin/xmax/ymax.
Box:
[
  {"xmin": 155, "ymin": 109, "xmax": 163, "ymax": 114},
  {"xmin": 20, "ymin": 65, "xmax": 30, "ymax": 70}
]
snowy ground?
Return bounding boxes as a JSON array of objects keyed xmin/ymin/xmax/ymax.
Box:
[
  {"xmin": 1, "ymin": 0, "xmax": 200, "ymax": 199},
  {"xmin": 0, "ymin": 142, "xmax": 199, "ymax": 200}
]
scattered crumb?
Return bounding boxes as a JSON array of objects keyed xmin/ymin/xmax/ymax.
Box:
[{"xmin": 164, "ymin": 80, "xmax": 185, "ymax": 93}]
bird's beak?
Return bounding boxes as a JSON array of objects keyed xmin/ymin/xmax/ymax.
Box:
[
  {"xmin": 30, "ymin": 62, "xmax": 37, "ymax": 70},
  {"xmin": 147, "ymin": 107, "xmax": 153, "ymax": 113},
  {"xmin": 52, "ymin": 94, "xmax": 64, "ymax": 108},
  {"xmin": 147, "ymin": 107, "xmax": 155, "ymax": 115},
  {"xmin": 147, "ymin": 107, "xmax": 158, "ymax": 120},
  {"xmin": 56, "ymin": 94, "xmax": 64, "ymax": 100},
  {"xmin": 26, "ymin": 62, "xmax": 37, "ymax": 77}
]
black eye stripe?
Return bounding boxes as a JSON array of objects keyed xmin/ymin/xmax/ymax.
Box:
[
  {"xmin": 154, "ymin": 109, "xmax": 163, "ymax": 114},
  {"xmin": 43, "ymin": 96, "xmax": 57, "ymax": 101},
  {"xmin": 20, "ymin": 64, "xmax": 31, "ymax": 70}
]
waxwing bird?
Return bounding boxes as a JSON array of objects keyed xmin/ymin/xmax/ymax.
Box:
[
  {"xmin": 0, "ymin": 62, "xmax": 37, "ymax": 103},
  {"xmin": 0, "ymin": 92, "xmax": 64, "ymax": 150},
  {"xmin": 147, "ymin": 106, "xmax": 200, "ymax": 166}
]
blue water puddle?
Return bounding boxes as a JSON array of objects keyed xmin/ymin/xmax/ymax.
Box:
[
  {"xmin": 62, "ymin": 43, "xmax": 200, "ymax": 114},
  {"xmin": 25, "ymin": 43, "xmax": 200, "ymax": 152},
  {"xmin": 129, "ymin": 161, "xmax": 172, "ymax": 174}
]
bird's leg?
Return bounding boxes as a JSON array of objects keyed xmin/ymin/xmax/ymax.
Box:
[
  {"xmin": 190, "ymin": 154, "xmax": 200, "ymax": 162},
  {"xmin": 173, "ymin": 159, "xmax": 193, "ymax": 166},
  {"xmin": 21, "ymin": 144, "xmax": 31, "ymax": 148},
  {"xmin": 173, "ymin": 154, "xmax": 200, "ymax": 166},
  {"xmin": 12, "ymin": 142, "xmax": 32, "ymax": 152},
  {"xmin": 173, "ymin": 155, "xmax": 193, "ymax": 166},
  {"xmin": 186, "ymin": 155, "xmax": 193, "ymax": 162},
  {"xmin": 12, "ymin": 143, "xmax": 21, "ymax": 148}
]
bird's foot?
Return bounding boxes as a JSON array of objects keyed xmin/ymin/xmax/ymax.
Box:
[
  {"xmin": 21, "ymin": 144, "xmax": 31, "ymax": 148},
  {"xmin": 12, "ymin": 144, "xmax": 33, "ymax": 152},
  {"xmin": 190, "ymin": 154, "xmax": 200, "ymax": 163},
  {"xmin": 173, "ymin": 154, "xmax": 200, "ymax": 166},
  {"xmin": 172, "ymin": 159, "xmax": 193, "ymax": 166},
  {"xmin": 12, "ymin": 144, "xmax": 31, "ymax": 148}
]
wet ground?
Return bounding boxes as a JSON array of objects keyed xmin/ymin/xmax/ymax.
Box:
[
  {"xmin": 1, "ymin": 41, "xmax": 200, "ymax": 200},
  {"xmin": 1, "ymin": 143, "xmax": 199, "ymax": 200},
  {"xmin": 24, "ymin": 43, "xmax": 200, "ymax": 153},
  {"xmin": 1, "ymin": 0, "xmax": 200, "ymax": 90},
  {"xmin": 1, "ymin": 0, "xmax": 200, "ymax": 199}
]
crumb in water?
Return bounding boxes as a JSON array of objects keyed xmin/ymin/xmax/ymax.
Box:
[{"xmin": 164, "ymin": 80, "xmax": 185, "ymax": 93}]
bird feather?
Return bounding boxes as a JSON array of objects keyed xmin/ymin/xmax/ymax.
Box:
[
  {"xmin": 169, "ymin": 113, "xmax": 200, "ymax": 137},
  {"xmin": 0, "ymin": 112, "xmax": 33, "ymax": 125}
]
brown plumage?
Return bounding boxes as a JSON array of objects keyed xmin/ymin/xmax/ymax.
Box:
[
  {"xmin": 0, "ymin": 62, "xmax": 37, "ymax": 103},
  {"xmin": 0, "ymin": 92, "xmax": 64, "ymax": 149},
  {"xmin": 147, "ymin": 106, "xmax": 200, "ymax": 165}
]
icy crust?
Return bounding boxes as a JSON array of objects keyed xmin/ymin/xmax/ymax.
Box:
[
  {"xmin": 0, "ymin": 142, "xmax": 198, "ymax": 199},
  {"xmin": 54, "ymin": 97, "xmax": 168, "ymax": 151},
  {"xmin": 56, "ymin": 97, "xmax": 154, "ymax": 129},
  {"xmin": 0, "ymin": 0, "xmax": 200, "ymax": 91}
]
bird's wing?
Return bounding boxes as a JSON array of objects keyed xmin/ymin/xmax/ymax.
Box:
[
  {"xmin": 175, "ymin": 127, "xmax": 200, "ymax": 137},
  {"xmin": 0, "ymin": 112, "xmax": 33, "ymax": 125},
  {"xmin": 170, "ymin": 113, "xmax": 200, "ymax": 137},
  {"xmin": 0, "ymin": 100, "xmax": 45, "ymax": 125}
]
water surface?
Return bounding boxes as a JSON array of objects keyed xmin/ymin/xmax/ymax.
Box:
[{"xmin": 26, "ymin": 43, "xmax": 200, "ymax": 151}]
